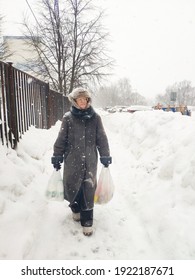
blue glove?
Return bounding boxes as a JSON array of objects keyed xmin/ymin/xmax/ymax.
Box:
[
  {"xmin": 51, "ymin": 156, "xmax": 63, "ymax": 171},
  {"xmin": 100, "ymin": 156, "xmax": 112, "ymax": 167}
]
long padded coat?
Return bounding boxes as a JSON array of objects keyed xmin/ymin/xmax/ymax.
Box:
[{"xmin": 53, "ymin": 106, "xmax": 110, "ymax": 210}]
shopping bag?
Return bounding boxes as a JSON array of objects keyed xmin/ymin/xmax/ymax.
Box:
[
  {"xmin": 46, "ymin": 170, "xmax": 64, "ymax": 201},
  {"xmin": 94, "ymin": 166, "xmax": 115, "ymax": 204}
]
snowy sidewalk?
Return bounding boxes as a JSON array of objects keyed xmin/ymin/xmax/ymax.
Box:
[{"xmin": 0, "ymin": 111, "xmax": 195, "ymax": 259}]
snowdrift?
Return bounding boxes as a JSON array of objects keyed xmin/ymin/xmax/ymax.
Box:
[{"xmin": 0, "ymin": 110, "xmax": 195, "ymax": 259}]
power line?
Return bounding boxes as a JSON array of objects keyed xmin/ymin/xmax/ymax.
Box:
[{"xmin": 25, "ymin": 0, "xmax": 40, "ymax": 27}]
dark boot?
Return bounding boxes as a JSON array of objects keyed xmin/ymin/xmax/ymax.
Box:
[{"xmin": 80, "ymin": 209, "xmax": 93, "ymax": 236}]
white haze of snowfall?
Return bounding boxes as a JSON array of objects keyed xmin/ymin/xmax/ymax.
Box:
[{"xmin": 0, "ymin": 109, "xmax": 195, "ymax": 260}]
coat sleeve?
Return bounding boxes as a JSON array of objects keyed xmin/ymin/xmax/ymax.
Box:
[
  {"xmin": 96, "ymin": 114, "xmax": 110, "ymax": 157},
  {"xmin": 53, "ymin": 115, "xmax": 69, "ymax": 156}
]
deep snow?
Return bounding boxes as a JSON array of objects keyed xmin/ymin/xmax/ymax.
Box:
[{"xmin": 0, "ymin": 109, "xmax": 195, "ymax": 260}]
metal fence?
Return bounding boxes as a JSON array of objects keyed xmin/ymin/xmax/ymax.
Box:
[{"xmin": 0, "ymin": 61, "xmax": 70, "ymax": 148}]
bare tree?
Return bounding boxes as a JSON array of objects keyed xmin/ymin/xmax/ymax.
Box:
[
  {"xmin": 0, "ymin": 15, "xmax": 12, "ymax": 61},
  {"xmin": 156, "ymin": 80, "xmax": 195, "ymax": 106},
  {"xmin": 22, "ymin": 0, "xmax": 113, "ymax": 95},
  {"xmin": 172, "ymin": 80, "xmax": 194, "ymax": 105},
  {"xmin": 94, "ymin": 78, "xmax": 147, "ymax": 107}
]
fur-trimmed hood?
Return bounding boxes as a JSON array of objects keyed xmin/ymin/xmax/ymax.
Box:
[{"xmin": 68, "ymin": 87, "xmax": 92, "ymax": 108}]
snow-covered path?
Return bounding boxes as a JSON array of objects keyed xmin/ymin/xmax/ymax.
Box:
[{"xmin": 1, "ymin": 110, "xmax": 195, "ymax": 259}]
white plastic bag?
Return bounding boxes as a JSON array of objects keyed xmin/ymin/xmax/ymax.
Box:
[
  {"xmin": 46, "ymin": 170, "xmax": 64, "ymax": 201},
  {"xmin": 94, "ymin": 166, "xmax": 115, "ymax": 204}
]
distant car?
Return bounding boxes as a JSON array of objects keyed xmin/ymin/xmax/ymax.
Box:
[
  {"xmin": 107, "ymin": 107, "xmax": 117, "ymax": 113},
  {"xmin": 126, "ymin": 105, "xmax": 153, "ymax": 113},
  {"xmin": 107, "ymin": 106, "xmax": 128, "ymax": 113}
]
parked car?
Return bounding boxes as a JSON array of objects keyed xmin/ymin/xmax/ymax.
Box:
[
  {"xmin": 126, "ymin": 105, "xmax": 153, "ymax": 113},
  {"xmin": 106, "ymin": 105, "xmax": 129, "ymax": 113}
]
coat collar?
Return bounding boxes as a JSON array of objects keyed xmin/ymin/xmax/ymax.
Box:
[{"xmin": 70, "ymin": 106, "xmax": 95, "ymax": 120}]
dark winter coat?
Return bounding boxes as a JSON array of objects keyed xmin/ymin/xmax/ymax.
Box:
[{"xmin": 53, "ymin": 106, "xmax": 110, "ymax": 209}]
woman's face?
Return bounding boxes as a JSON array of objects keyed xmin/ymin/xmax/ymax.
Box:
[{"xmin": 76, "ymin": 96, "xmax": 88, "ymax": 109}]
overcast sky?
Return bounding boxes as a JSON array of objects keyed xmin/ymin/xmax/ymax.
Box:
[{"xmin": 1, "ymin": 0, "xmax": 195, "ymax": 99}]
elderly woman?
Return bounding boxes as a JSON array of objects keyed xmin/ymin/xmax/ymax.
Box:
[{"xmin": 51, "ymin": 87, "xmax": 111, "ymax": 236}]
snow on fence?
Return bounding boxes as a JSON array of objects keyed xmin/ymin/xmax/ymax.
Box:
[{"xmin": 0, "ymin": 61, "xmax": 69, "ymax": 148}]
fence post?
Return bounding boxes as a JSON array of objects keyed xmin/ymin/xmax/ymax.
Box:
[
  {"xmin": 45, "ymin": 83, "xmax": 53, "ymax": 129},
  {"xmin": 7, "ymin": 62, "xmax": 18, "ymax": 148}
]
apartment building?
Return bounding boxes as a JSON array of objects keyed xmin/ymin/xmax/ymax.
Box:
[{"xmin": 3, "ymin": 36, "xmax": 38, "ymax": 73}]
